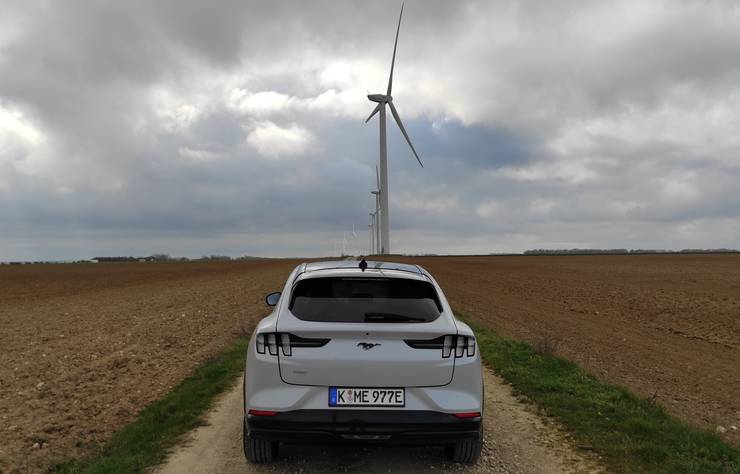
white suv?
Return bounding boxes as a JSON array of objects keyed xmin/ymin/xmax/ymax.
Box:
[{"xmin": 243, "ymin": 260, "xmax": 483, "ymax": 464}]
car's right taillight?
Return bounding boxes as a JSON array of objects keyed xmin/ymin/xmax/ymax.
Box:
[{"xmin": 405, "ymin": 335, "xmax": 475, "ymax": 358}]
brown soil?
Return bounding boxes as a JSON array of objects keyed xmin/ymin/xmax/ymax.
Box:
[
  {"xmin": 0, "ymin": 260, "xmax": 302, "ymax": 473},
  {"xmin": 1, "ymin": 254, "xmax": 737, "ymax": 472},
  {"xmin": 397, "ymin": 254, "xmax": 740, "ymax": 447}
]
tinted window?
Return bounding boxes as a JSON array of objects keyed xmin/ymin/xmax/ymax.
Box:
[{"xmin": 289, "ymin": 277, "xmax": 442, "ymax": 323}]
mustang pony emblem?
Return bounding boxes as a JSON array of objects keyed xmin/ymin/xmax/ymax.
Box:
[{"xmin": 357, "ymin": 342, "xmax": 382, "ymax": 350}]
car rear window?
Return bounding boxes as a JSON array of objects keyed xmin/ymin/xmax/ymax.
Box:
[{"xmin": 289, "ymin": 277, "xmax": 442, "ymax": 323}]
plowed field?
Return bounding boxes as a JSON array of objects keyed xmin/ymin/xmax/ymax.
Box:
[
  {"xmin": 0, "ymin": 260, "xmax": 302, "ymax": 473},
  {"xmin": 397, "ymin": 254, "xmax": 740, "ymax": 447},
  {"xmin": 0, "ymin": 254, "xmax": 738, "ymax": 472}
]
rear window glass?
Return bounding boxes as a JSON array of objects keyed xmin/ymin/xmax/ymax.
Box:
[{"xmin": 289, "ymin": 277, "xmax": 442, "ymax": 323}]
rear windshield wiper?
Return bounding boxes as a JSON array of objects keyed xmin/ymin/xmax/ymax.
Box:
[{"xmin": 364, "ymin": 313, "xmax": 426, "ymax": 323}]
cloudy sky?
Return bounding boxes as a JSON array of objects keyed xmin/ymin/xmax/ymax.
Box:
[{"xmin": 1, "ymin": 0, "xmax": 739, "ymax": 260}]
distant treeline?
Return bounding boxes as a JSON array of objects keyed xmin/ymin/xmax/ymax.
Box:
[
  {"xmin": 91, "ymin": 254, "xmax": 266, "ymax": 262},
  {"xmin": 5, "ymin": 249, "xmax": 739, "ymax": 265},
  {"xmin": 2, "ymin": 260, "xmax": 95, "ymax": 265},
  {"xmin": 1, "ymin": 254, "xmax": 267, "ymax": 265},
  {"xmin": 523, "ymin": 248, "xmax": 740, "ymax": 255}
]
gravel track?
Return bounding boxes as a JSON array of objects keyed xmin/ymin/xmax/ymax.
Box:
[{"xmin": 154, "ymin": 369, "xmax": 602, "ymax": 474}]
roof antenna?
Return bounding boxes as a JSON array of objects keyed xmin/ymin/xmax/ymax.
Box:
[{"xmin": 359, "ymin": 257, "xmax": 368, "ymax": 272}]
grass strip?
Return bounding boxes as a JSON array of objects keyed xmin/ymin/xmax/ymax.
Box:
[
  {"xmin": 461, "ymin": 313, "xmax": 739, "ymax": 473},
  {"xmin": 53, "ymin": 337, "xmax": 249, "ymax": 474}
]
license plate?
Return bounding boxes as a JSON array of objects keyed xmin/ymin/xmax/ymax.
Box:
[{"xmin": 329, "ymin": 387, "xmax": 405, "ymax": 407}]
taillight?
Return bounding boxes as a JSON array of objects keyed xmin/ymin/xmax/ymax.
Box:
[
  {"xmin": 248, "ymin": 409, "xmax": 278, "ymax": 416},
  {"xmin": 466, "ymin": 336, "xmax": 475, "ymax": 356},
  {"xmin": 455, "ymin": 335, "xmax": 465, "ymax": 358},
  {"xmin": 453, "ymin": 412, "xmax": 481, "ymax": 419},
  {"xmin": 280, "ymin": 333, "xmax": 291, "ymax": 356},
  {"xmin": 266, "ymin": 333, "xmax": 278, "ymax": 355},
  {"xmin": 405, "ymin": 335, "xmax": 476, "ymax": 358},
  {"xmin": 443, "ymin": 335, "xmax": 454, "ymax": 358},
  {"xmin": 255, "ymin": 333, "xmax": 329, "ymax": 356}
]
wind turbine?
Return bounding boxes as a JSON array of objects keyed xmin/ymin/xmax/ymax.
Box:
[{"xmin": 365, "ymin": 3, "xmax": 423, "ymax": 255}]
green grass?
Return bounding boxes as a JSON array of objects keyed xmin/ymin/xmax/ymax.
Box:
[
  {"xmin": 52, "ymin": 337, "xmax": 249, "ymax": 474},
  {"xmin": 462, "ymin": 313, "xmax": 739, "ymax": 473}
]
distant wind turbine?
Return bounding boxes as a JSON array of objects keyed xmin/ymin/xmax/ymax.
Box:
[
  {"xmin": 365, "ymin": 3, "xmax": 423, "ymax": 255},
  {"xmin": 352, "ymin": 224, "xmax": 359, "ymax": 255}
]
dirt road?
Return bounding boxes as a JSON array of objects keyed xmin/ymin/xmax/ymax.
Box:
[{"xmin": 155, "ymin": 369, "xmax": 602, "ymax": 474}]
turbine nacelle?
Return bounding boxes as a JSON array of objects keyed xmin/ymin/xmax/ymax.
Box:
[{"xmin": 367, "ymin": 93, "xmax": 391, "ymax": 103}]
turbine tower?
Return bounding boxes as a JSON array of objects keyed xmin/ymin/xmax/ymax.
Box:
[
  {"xmin": 371, "ymin": 165, "xmax": 381, "ymax": 254},
  {"xmin": 365, "ymin": 3, "xmax": 423, "ymax": 254},
  {"xmin": 368, "ymin": 212, "xmax": 376, "ymax": 254}
]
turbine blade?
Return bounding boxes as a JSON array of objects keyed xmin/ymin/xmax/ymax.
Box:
[
  {"xmin": 375, "ymin": 164, "xmax": 380, "ymax": 189},
  {"xmin": 365, "ymin": 104, "xmax": 381, "ymax": 123},
  {"xmin": 387, "ymin": 3, "xmax": 404, "ymax": 96},
  {"xmin": 389, "ymin": 101, "xmax": 423, "ymax": 167}
]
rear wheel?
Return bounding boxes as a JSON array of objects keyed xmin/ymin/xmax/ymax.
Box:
[
  {"xmin": 243, "ymin": 420, "xmax": 279, "ymax": 463},
  {"xmin": 445, "ymin": 437, "xmax": 482, "ymax": 464}
]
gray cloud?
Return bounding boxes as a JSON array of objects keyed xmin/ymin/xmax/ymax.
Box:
[{"xmin": 1, "ymin": 0, "xmax": 739, "ymax": 260}]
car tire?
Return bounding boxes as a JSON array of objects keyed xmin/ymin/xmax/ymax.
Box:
[
  {"xmin": 243, "ymin": 420, "xmax": 279, "ymax": 463},
  {"xmin": 445, "ymin": 437, "xmax": 482, "ymax": 464}
]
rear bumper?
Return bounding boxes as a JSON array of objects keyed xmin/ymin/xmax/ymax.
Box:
[{"xmin": 246, "ymin": 409, "xmax": 482, "ymax": 445}]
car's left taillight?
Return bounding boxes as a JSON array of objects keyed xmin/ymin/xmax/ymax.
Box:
[{"xmin": 255, "ymin": 332, "xmax": 329, "ymax": 356}]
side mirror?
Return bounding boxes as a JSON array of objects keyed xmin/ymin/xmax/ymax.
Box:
[{"xmin": 265, "ymin": 292, "xmax": 281, "ymax": 307}]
